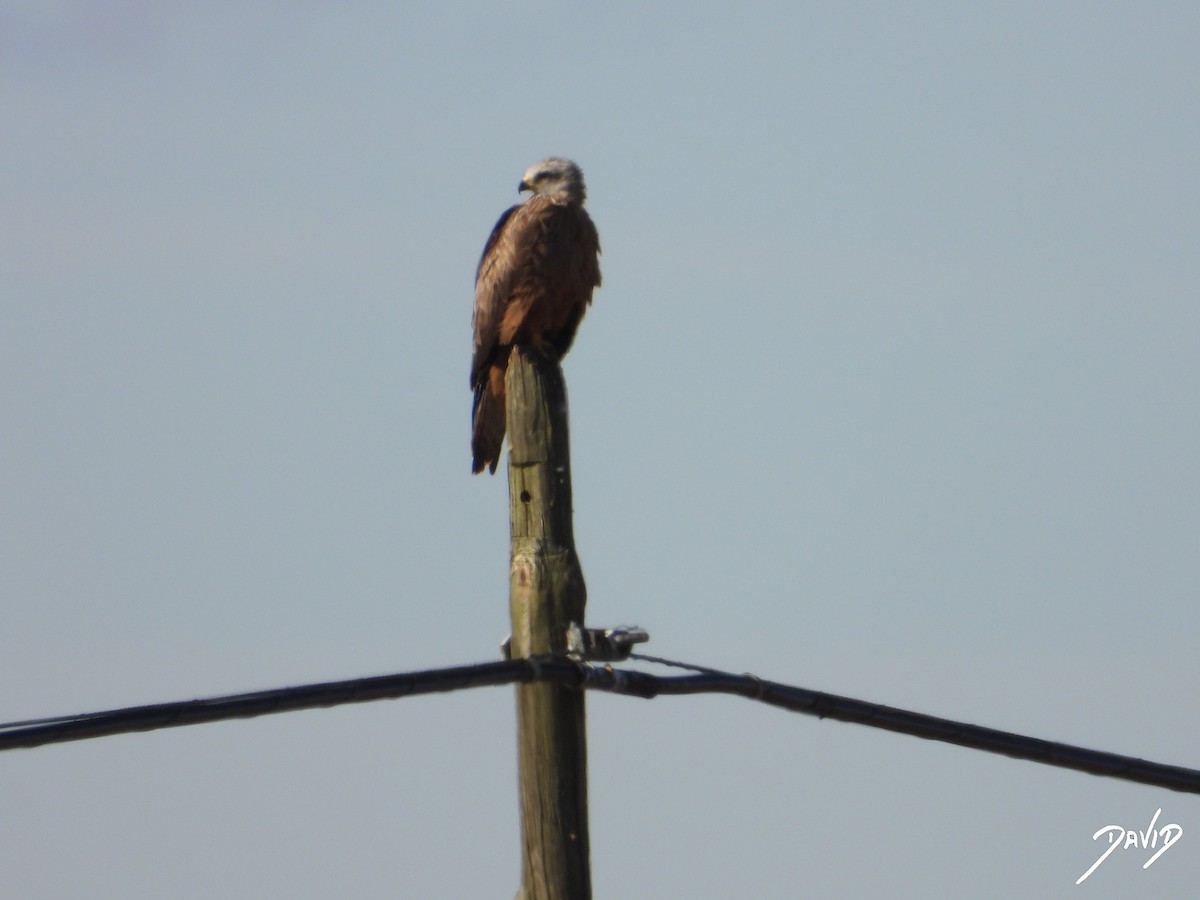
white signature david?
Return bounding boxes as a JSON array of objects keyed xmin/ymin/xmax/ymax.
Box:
[{"xmin": 1076, "ymin": 808, "xmax": 1183, "ymax": 884}]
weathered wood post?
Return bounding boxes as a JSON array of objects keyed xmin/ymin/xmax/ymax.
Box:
[{"xmin": 505, "ymin": 345, "xmax": 591, "ymax": 900}]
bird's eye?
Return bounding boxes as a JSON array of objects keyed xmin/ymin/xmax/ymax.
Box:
[{"xmin": 533, "ymin": 171, "xmax": 548, "ymax": 182}]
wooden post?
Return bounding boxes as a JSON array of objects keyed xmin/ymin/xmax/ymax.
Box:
[{"xmin": 505, "ymin": 346, "xmax": 591, "ymax": 900}]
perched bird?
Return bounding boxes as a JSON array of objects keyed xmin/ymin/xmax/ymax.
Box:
[{"xmin": 470, "ymin": 157, "xmax": 602, "ymax": 474}]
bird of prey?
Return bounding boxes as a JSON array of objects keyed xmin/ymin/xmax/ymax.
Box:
[{"xmin": 470, "ymin": 157, "xmax": 601, "ymax": 474}]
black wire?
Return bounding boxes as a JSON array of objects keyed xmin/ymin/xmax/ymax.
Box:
[
  {"xmin": 2, "ymin": 656, "xmax": 1197, "ymax": 795},
  {"xmin": 627, "ymin": 651, "xmax": 727, "ymax": 676},
  {"xmin": 0, "ymin": 660, "xmax": 535, "ymax": 751},
  {"xmin": 586, "ymin": 665, "xmax": 1200, "ymax": 794}
]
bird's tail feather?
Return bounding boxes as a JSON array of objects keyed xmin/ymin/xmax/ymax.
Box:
[{"xmin": 471, "ymin": 364, "xmax": 506, "ymax": 474}]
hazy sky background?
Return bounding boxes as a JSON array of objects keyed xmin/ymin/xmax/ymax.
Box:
[{"xmin": 3, "ymin": 3, "xmax": 1198, "ymax": 897}]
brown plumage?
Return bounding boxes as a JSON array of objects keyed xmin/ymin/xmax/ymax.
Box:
[{"xmin": 470, "ymin": 158, "xmax": 601, "ymax": 474}]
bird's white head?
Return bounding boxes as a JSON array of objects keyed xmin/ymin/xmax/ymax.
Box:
[{"xmin": 518, "ymin": 157, "xmax": 586, "ymax": 205}]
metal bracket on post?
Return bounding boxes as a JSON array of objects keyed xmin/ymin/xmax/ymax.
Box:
[
  {"xmin": 565, "ymin": 624, "xmax": 649, "ymax": 663},
  {"xmin": 501, "ymin": 625, "xmax": 648, "ymax": 663}
]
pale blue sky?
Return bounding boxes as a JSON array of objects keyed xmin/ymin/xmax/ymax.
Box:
[{"xmin": 3, "ymin": 3, "xmax": 1198, "ymax": 897}]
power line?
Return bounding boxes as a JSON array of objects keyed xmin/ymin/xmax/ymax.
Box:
[
  {"xmin": 2, "ymin": 656, "xmax": 1197, "ymax": 795},
  {"xmin": 0, "ymin": 660, "xmax": 527, "ymax": 751},
  {"xmin": 593, "ymin": 658, "xmax": 1200, "ymax": 794}
]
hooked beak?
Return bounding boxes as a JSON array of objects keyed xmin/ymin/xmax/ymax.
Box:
[{"xmin": 518, "ymin": 179, "xmax": 532, "ymax": 194}]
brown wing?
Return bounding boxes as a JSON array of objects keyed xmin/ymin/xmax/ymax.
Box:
[
  {"xmin": 537, "ymin": 202, "xmax": 600, "ymax": 356},
  {"xmin": 470, "ymin": 204, "xmax": 521, "ymax": 389},
  {"xmin": 471, "ymin": 197, "xmax": 600, "ymax": 387},
  {"xmin": 497, "ymin": 200, "xmax": 600, "ymax": 347}
]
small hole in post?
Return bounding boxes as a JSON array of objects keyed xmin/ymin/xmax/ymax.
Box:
[{"xmin": 520, "ymin": 490, "xmax": 531, "ymax": 503}]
